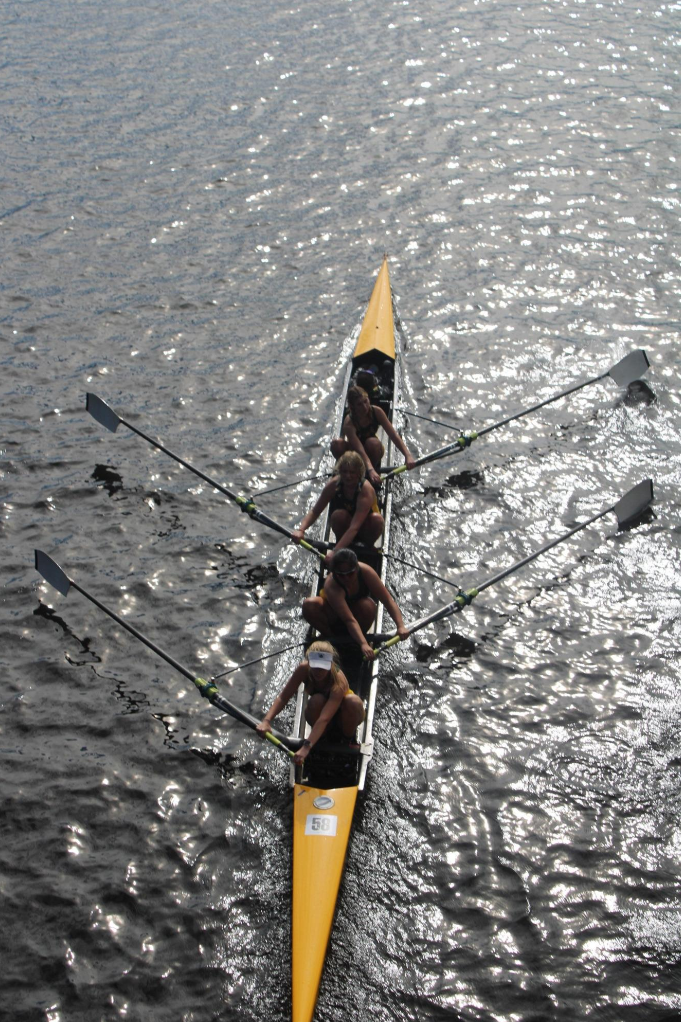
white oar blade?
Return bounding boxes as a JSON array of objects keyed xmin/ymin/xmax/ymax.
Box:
[
  {"xmin": 609, "ymin": 350, "xmax": 650, "ymax": 388},
  {"xmin": 614, "ymin": 479, "xmax": 653, "ymax": 526},
  {"xmin": 86, "ymin": 393, "xmax": 121, "ymax": 433},
  {"xmin": 35, "ymin": 550, "xmax": 72, "ymax": 597}
]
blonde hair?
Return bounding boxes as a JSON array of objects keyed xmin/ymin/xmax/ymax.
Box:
[
  {"xmin": 305, "ymin": 640, "xmax": 345, "ymax": 694},
  {"xmin": 334, "ymin": 449, "xmax": 366, "ymax": 483},
  {"xmin": 347, "ymin": 385, "xmax": 370, "ymax": 406}
]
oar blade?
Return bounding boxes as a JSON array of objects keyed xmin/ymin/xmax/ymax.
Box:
[
  {"xmin": 614, "ymin": 479, "xmax": 654, "ymax": 526},
  {"xmin": 86, "ymin": 393, "xmax": 121, "ymax": 433},
  {"xmin": 35, "ymin": 549, "xmax": 72, "ymax": 597},
  {"xmin": 608, "ymin": 350, "xmax": 650, "ymax": 388}
]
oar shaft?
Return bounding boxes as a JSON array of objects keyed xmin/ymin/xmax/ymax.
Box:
[
  {"xmin": 374, "ymin": 479, "xmax": 652, "ymax": 654},
  {"xmin": 119, "ymin": 416, "xmax": 242, "ymax": 503},
  {"xmin": 69, "ymin": 577, "xmax": 195, "ymax": 683},
  {"xmin": 102, "ymin": 407, "xmax": 322, "ymax": 558},
  {"xmin": 475, "ymin": 504, "xmax": 611, "ymax": 594},
  {"xmin": 41, "ymin": 565, "xmax": 298, "ymax": 754},
  {"xmin": 395, "ymin": 366, "xmax": 615, "ymax": 476},
  {"xmin": 194, "ymin": 678, "xmax": 295, "ymax": 750},
  {"xmin": 475, "ymin": 371, "xmax": 607, "ymax": 439}
]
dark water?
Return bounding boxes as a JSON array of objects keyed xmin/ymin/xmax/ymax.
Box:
[{"xmin": 3, "ymin": 0, "xmax": 680, "ymax": 1019}]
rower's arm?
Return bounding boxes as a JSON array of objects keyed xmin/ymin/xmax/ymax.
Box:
[
  {"xmin": 375, "ymin": 407, "xmax": 414, "ymax": 466},
  {"xmin": 365, "ymin": 565, "xmax": 407, "ymax": 632},
  {"xmin": 296, "ymin": 481, "xmax": 334, "ymax": 535},
  {"xmin": 258, "ymin": 666, "xmax": 305, "ymax": 730},
  {"xmin": 326, "ymin": 585, "xmax": 374, "ymax": 656}
]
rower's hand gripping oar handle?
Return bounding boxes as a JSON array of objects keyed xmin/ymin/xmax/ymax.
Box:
[{"xmin": 371, "ymin": 588, "xmax": 479, "ymax": 657}]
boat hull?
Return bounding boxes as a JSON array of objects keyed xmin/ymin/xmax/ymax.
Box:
[
  {"xmin": 291, "ymin": 782, "xmax": 359, "ymax": 1022},
  {"xmin": 290, "ymin": 256, "xmax": 404, "ymax": 1020}
]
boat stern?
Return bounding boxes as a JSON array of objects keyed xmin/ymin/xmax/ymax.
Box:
[{"xmin": 291, "ymin": 782, "xmax": 359, "ymax": 1022}]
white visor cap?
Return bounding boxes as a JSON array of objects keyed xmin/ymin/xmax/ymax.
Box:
[{"xmin": 308, "ymin": 651, "xmax": 333, "ymax": 670}]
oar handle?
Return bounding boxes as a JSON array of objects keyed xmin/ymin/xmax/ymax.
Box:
[
  {"xmin": 264, "ymin": 732, "xmax": 296, "ymax": 757},
  {"xmin": 363, "ymin": 632, "xmax": 402, "ymax": 662},
  {"xmin": 376, "ymin": 634, "xmax": 401, "ymax": 653},
  {"xmin": 299, "ymin": 539, "xmax": 325, "ymax": 560},
  {"xmin": 384, "ymin": 433, "xmax": 478, "ymax": 477},
  {"xmin": 373, "ymin": 588, "xmax": 479, "ymax": 655},
  {"xmin": 414, "ymin": 432, "xmax": 478, "ymax": 468}
]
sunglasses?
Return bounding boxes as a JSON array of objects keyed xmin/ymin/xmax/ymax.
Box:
[{"xmin": 333, "ymin": 567, "xmax": 357, "ymax": 577}]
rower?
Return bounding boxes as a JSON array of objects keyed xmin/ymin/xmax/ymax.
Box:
[
  {"xmin": 354, "ymin": 366, "xmax": 383, "ymax": 404},
  {"xmin": 292, "ymin": 451, "xmax": 383, "ymax": 569},
  {"xmin": 302, "ymin": 548, "xmax": 410, "ymax": 661},
  {"xmin": 331, "ymin": 385, "xmax": 416, "ymax": 490},
  {"xmin": 256, "ymin": 641, "xmax": 365, "ymax": 764}
]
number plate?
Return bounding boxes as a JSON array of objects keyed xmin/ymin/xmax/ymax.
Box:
[{"xmin": 304, "ymin": 813, "xmax": 338, "ymax": 837}]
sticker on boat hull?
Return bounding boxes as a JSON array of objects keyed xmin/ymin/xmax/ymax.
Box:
[{"xmin": 305, "ymin": 814, "xmax": 338, "ymax": 837}]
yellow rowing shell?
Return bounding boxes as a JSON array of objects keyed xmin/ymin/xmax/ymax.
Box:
[
  {"xmin": 291, "ymin": 784, "xmax": 358, "ymax": 1022},
  {"xmin": 290, "ymin": 258, "xmax": 397, "ymax": 1022}
]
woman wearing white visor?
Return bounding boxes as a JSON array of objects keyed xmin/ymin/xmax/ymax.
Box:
[{"xmin": 256, "ymin": 640, "xmax": 365, "ymax": 765}]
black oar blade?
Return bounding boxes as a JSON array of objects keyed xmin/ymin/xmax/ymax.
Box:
[
  {"xmin": 35, "ymin": 550, "xmax": 72, "ymax": 597},
  {"xmin": 609, "ymin": 350, "xmax": 650, "ymax": 388},
  {"xmin": 86, "ymin": 393, "xmax": 121, "ymax": 433},
  {"xmin": 614, "ymin": 479, "xmax": 654, "ymax": 526}
]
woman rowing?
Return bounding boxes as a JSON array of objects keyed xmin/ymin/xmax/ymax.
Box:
[
  {"xmin": 292, "ymin": 451, "xmax": 383, "ymax": 568},
  {"xmin": 302, "ymin": 548, "xmax": 409, "ymax": 661},
  {"xmin": 331, "ymin": 385, "xmax": 416, "ymax": 489},
  {"xmin": 256, "ymin": 640, "xmax": 365, "ymax": 765}
]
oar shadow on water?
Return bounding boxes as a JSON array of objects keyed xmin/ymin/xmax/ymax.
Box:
[
  {"xmin": 188, "ymin": 744, "xmax": 287, "ymax": 789},
  {"xmin": 420, "ymin": 468, "xmax": 484, "ymax": 498},
  {"xmin": 33, "ymin": 601, "xmax": 104, "ymax": 667}
]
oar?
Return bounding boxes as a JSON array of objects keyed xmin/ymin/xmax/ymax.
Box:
[
  {"xmin": 85, "ymin": 393, "xmax": 324, "ymax": 561},
  {"xmin": 34, "ymin": 550, "xmax": 302, "ymax": 757},
  {"xmin": 375, "ymin": 479, "xmax": 653, "ymax": 654},
  {"xmin": 385, "ymin": 350, "xmax": 650, "ymax": 476}
]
